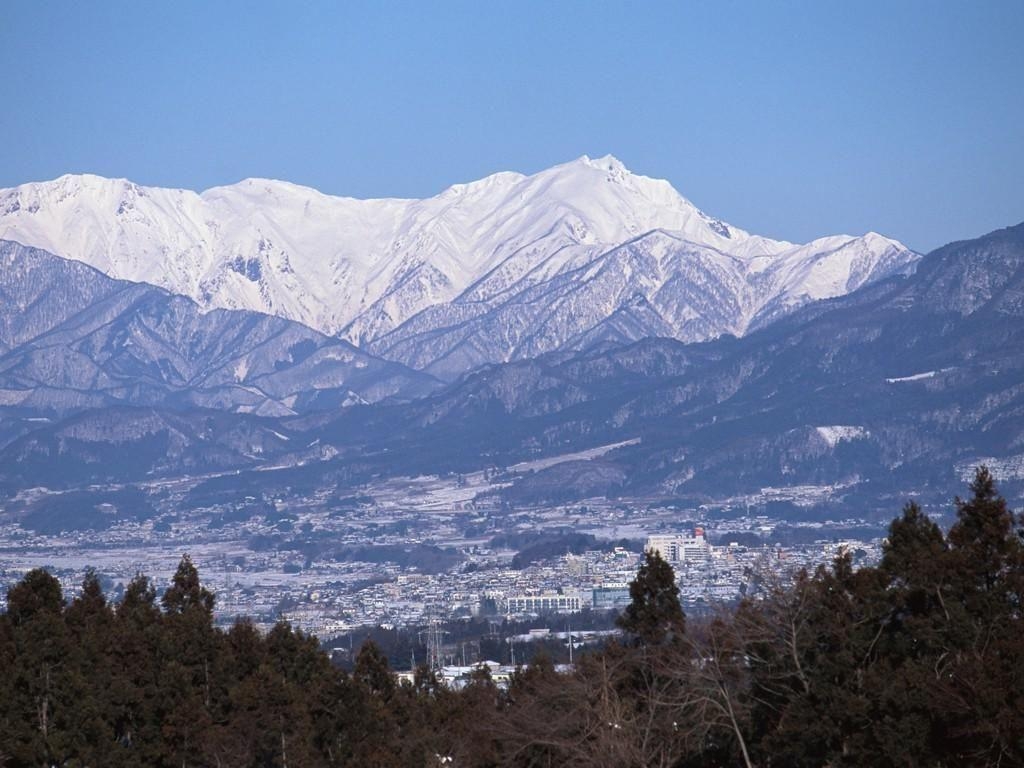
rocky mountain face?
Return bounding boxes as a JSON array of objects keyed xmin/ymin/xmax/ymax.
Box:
[
  {"xmin": 0, "ymin": 241, "xmax": 438, "ymax": 425},
  {"xmin": 370, "ymin": 228, "xmax": 914, "ymax": 378},
  {"xmin": 1, "ymin": 223, "xmax": 1018, "ymax": 512},
  {"xmin": 262, "ymin": 221, "xmax": 1024, "ymax": 508},
  {"xmin": 0, "ymin": 157, "xmax": 918, "ymax": 377}
]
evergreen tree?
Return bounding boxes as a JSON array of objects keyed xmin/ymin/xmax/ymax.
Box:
[
  {"xmin": 351, "ymin": 640, "xmax": 404, "ymax": 766},
  {"xmin": 161, "ymin": 553, "xmax": 215, "ymax": 616},
  {"xmin": 63, "ymin": 570, "xmax": 118, "ymax": 766},
  {"xmin": 3, "ymin": 569, "xmax": 76, "ymax": 766},
  {"xmin": 617, "ymin": 548, "xmax": 686, "ymax": 645},
  {"xmin": 937, "ymin": 467, "xmax": 1024, "ymax": 764},
  {"xmin": 158, "ymin": 556, "xmax": 218, "ymax": 766},
  {"xmin": 6, "ymin": 567, "xmax": 64, "ymax": 626},
  {"xmin": 882, "ymin": 501, "xmax": 948, "ymax": 596},
  {"xmin": 109, "ymin": 574, "xmax": 164, "ymax": 765},
  {"xmin": 948, "ymin": 467, "xmax": 1017, "ymax": 602},
  {"xmin": 354, "ymin": 639, "xmax": 397, "ymax": 699},
  {"xmin": 852, "ymin": 503, "xmax": 955, "ymax": 766}
]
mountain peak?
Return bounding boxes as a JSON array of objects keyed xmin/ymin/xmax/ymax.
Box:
[
  {"xmin": 861, "ymin": 230, "xmax": 909, "ymax": 250},
  {"xmin": 556, "ymin": 154, "xmax": 635, "ymax": 184},
  {"xmin": 21, "ymin": 173, "xmax": 138, "ymax": 197},
  {"xmin": 0, "ymin": 161, "xmax": 919, "ymax": 375},
  {"xmin": 577, "ymin": 153, "xmax": 628, "ymax": 172}
]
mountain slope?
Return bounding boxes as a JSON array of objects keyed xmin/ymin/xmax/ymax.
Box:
[
  {"xmin": 370, "ymin": 228, "xmax": 914, "ymax": 378},
  {"xmin": 0, "ymin": 223, "xmax": 1018, "ymax": 505},
  {"xmin": 0, "ymin": 241, "xmax": 439, "ymax": 422},
  {"xmin": 293, "ymin": 221, "xmax": 1024, "ymax": 505},
  {"xmin": 0, "ymin": 157, "xmax": 918, "ymax": 375}
]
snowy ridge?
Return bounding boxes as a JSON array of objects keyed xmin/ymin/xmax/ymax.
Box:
[{"xmin": 0, "ymin": 156, "xmax": 919, "ymax": 375}]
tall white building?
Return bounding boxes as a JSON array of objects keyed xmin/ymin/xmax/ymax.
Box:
[{"xmin": 646, "ymin": 528, "xmax": 710, "ymax": 563}]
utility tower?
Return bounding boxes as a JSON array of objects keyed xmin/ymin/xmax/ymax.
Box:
[{"xmin": 419, "ymin": 620, "xmax": 449, "ymax": 670}]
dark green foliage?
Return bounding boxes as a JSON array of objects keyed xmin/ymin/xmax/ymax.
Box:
[
  {"xmin": 161, "ymin": 553, "xmax": 215, "ymax": 615},
  {"xmin": 617, "ymin": 548, "xmax": 686, "ymax": 645},
  {"xmin": 743, "ymin": 468, "xmax": 1024, "ymax": 768},
  {"xmin": 353, "ymin": 639, "xmax": 395, "ymax": 698},
  {"xmin": 5, "ymin": 568, "xmax": 64, "ymax": 625},
  {"xmin": 1, "ymin": 470, "xmax": 1022, "ymax": 767}
]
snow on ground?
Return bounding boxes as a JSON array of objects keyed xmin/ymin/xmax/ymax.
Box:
[
  {"xmin": 886, "ymin": 368, "xmax": 955, "ymax": 383},
  {"xmin": 367, "ymin": 439, "xmax": 644, "ymax": 515},
  {"xmin": 956, "ymin": 454, "xmax": 1024, "ymax": 482},
  {"xmin": 508, "ymin": 438, "xmax": 641, "ymax": 473},
  {"xmin": 0, "ymin": 159, "xmax": 916, "ymax": 362},
  {"xmin": 815, "ymin": 426, "xmax": 869, "ymax": 448}
]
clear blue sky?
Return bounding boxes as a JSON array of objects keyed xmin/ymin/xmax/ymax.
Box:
[{"xmin": 2, "ymin": 1, "xmax": 1021, "ymax": 252}]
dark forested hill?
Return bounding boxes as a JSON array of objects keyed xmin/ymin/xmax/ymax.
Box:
[
  {"xmin": 0, "ymin": 240, "xmax": 438, "ymax": 421},
  {"xmin": 288, "ymin": 222, "xmax": 1024, "ymax": 507}
]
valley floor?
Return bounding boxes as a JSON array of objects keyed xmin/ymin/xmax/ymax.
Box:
[{"xmin": 0, "ymin": 452, "xmax": 888, "ymax": 641}]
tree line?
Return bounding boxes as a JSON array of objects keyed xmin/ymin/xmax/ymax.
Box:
[{"xmin": 1, "ymin": 468, "xmax": 1022, "ymax": 766}]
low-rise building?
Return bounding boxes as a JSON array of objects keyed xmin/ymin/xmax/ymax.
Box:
[{"xmin": 504, "ymin": 588, "xmax": 585, "ymax": 615}]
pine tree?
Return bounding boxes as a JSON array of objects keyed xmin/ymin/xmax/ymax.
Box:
[
  {"xmin": 882, "ymin": 501, "xmax": 948, "ymax": 592},
  {"xmin": 854, "ymin": 502, "xmax": 955, "ymax": 766},
  {"xmin": 351, "ymin": 640, "xmax": 404, "ymax": 766},
  {"xmin": 948, "ymin": 466, "xmax": 1017, "ymax": 602}
]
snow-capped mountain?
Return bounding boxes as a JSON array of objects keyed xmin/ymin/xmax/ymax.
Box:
[
  {"xmin": 371, "ymin": 228, "xmax": 915, "ymax": 378},
  {"xmin": 2, "ymin": 222, "xmax": 1020, "ymax": 502},
  {"xmin": 0, "ymin": 156, "xmax": 919, "ymax": 377}
]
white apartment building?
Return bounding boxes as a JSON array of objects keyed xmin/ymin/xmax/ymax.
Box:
[
  {"xmin": 503, "ymin": 588, "xmax": 586, "ymax": 615},
  {"xmin": 646, "ymin": 528, "xmax": 711, "ymax": 563}
]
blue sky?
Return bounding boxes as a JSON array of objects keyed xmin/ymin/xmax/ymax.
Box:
[{"xmin": 1, "ymin": 1, "xmax": 1021, "ymax": 252}]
